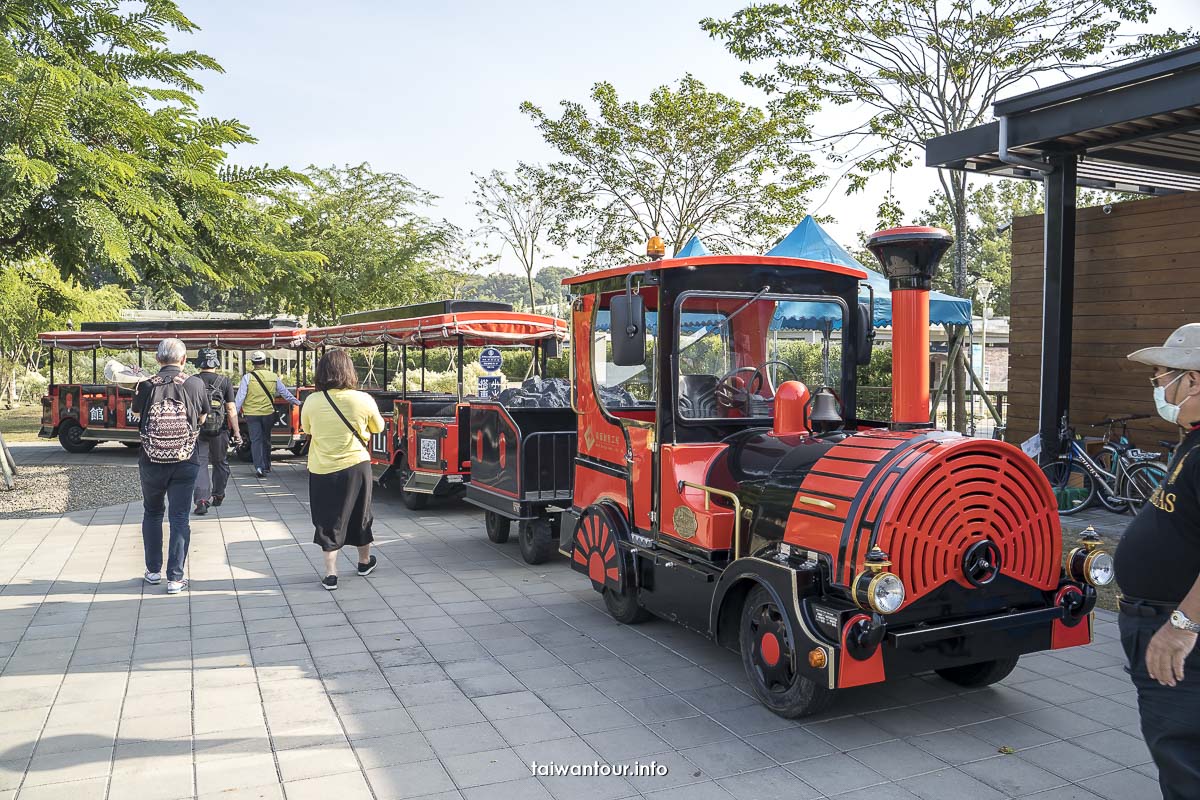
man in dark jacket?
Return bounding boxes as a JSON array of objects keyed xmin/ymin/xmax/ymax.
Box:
[
  {"xmin": 1116, "ymin": 324, "xmax": 1200, "ymax": 800},
  {"xmin": 133, "ymin": 338, "xmax": 207, "ymax": 595},
  {"xmin": 192, "ymin": 348, "xmax": 241, "ymax": 515}
]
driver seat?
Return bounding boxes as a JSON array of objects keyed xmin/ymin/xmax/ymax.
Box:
[{"xmin": 679, "ymin": 374, "xmax": 718, "ymax": 418}]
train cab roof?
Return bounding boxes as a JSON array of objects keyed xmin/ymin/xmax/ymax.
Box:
[{"xmin": 562, "ymin": 254, "xmax": 868, "ymax": 290}]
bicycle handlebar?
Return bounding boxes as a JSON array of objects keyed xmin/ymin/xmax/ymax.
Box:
[{"xmin": 1091, "ymin": 413, "xmax": 1153, "ymax": 426}]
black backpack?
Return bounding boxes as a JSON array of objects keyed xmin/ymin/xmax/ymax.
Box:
[{"xmin": 199, "ymin": 375, "xmax": 228, "ymax": 438}]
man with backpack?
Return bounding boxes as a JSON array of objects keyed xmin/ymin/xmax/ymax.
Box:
[
  {"xmin": 193, "ymin": 348, "xmax": 240, "ymax": 515},
  {"xmin": 235, "ymin": 350, "xmax": 301, "ymax": 478},
  {"xmin": 133, "ymin": 338, "xmax": 208, "ymax": 595}
]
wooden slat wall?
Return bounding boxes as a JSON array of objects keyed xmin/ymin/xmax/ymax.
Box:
[{"xmin": 1009, "ymin": 192, "xmax": 1200, "ymax": 449}]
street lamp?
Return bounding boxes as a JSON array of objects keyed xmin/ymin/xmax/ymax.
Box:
[{"xmin": 977, "ymin": 279, "xmax": 993, "ymax": 389}]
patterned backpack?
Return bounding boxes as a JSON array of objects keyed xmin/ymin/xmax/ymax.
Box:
[{"xmin": 140, "ymin": 373, "xmax": 198, "ymax": 463}]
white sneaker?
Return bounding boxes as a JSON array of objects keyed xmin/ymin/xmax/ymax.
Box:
[
  {"xmin": 144, "ymin": 571, "xmax": 161, "ymax": 585},
  {"xmin": 166, "ymin": 579, "xmax": 187, "ymax": 595}
]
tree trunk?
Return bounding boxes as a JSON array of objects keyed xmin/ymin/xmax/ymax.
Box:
[{"xmin": 526, "ymin": 271, "xmax": 537, "ymax": 315}]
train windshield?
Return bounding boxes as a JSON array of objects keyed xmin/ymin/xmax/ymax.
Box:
[{"xmin": 676, "ymin": 292, "xmax": 846, "ymax": 421}]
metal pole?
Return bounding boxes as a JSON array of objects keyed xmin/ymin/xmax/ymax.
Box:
[
  {"xmin": 382, "ymin": 344, "xmax": 389, "ymax": 388},
  {"xmin": 930, "ymin": 328, "xmax": 965, "ymax": 424},
  {"xmin": 402, "ymin": 345, "xmax": 408, "ymax": 398},
  {"xmin": 1038, "ymin": 156, "xmax": 1076, "ymax": 463},
  {"xmin": 92, "ymin": 350, "xmax": 98, "ymax": 383},
  {"xmin": 456, "ymin": 336, "xmax": 464, "ymax": 400},
  {"xmin": 420, "ymin": 348, "xmax": 426, "ymax": 392},
  {"xmin": 49, "ymin": 348, "xmax": 55, "ymax": 385},
  {"xmin": 68, "ymin": 352, "xmax": 73, "ymax": 384}
]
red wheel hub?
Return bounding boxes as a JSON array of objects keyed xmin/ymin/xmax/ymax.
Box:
[
  {"xmin": 588, "ymin": 552, "xmax": 606, "ymax": 584},
  {"xmin": 760, "ymin": 632, "xmax": 781, "ymax": 666}
]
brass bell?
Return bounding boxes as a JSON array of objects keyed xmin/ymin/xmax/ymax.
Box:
[{"xmin": 808, "ymin": 387, "xmax": 842, "ymax": 432}]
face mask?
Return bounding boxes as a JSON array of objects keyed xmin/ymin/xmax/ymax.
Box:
[{"xmin": 1154, "ymin": 371, "xmax": 1185, "ymax": 424}]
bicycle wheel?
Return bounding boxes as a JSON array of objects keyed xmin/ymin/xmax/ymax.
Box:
[
  {"xmin": 1121, "ymin": 461, "xmax": 1168, "ymax": 513},
  {"xmin": 1041, "ymin": 458, "xmax": 1097, "ymax": 515}
]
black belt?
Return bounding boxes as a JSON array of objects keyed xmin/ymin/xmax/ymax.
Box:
[{"xmin": 1119, "ymin": 596, "xmax": 1177, "ymax": 618}]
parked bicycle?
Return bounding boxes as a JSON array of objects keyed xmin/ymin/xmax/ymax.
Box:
[{"xmin": 1040, "ymin": 413, "xmax": 1168, "ymax": 515}]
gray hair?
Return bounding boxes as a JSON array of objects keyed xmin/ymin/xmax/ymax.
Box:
[{"xmin": 156, "ymin": 338, "xmax": 187, "ymax": 365}]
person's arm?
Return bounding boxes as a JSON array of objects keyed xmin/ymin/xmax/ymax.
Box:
[
  {"xmin": 367, "ymin": 404, "xmax": 385, "ymax": 435},
  {"xmin": 1146, "ymin": 574, "xmax": 1200, "ymax": 687},
  {"xmin": 131, "ymin": 382, "xmax": 147, "ymax": 415},
  {"xmin": 276, "ymin": 378, "xmax": 300, "ymax": 406},
  {"xmin": 234, "ymin": 375, "xmax": 248, "ymax": 411},
  {"xmin": 223, "ymin": 380, "xmax": 239, "ymax": 437}
]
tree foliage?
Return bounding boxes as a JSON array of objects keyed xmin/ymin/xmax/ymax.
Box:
[
  {"xmin": 0, "ymin": 256, "xmax": 127, "ymax": 404},
  {"xmin": 0, "ymin": 0, "xmax": 321, "ymax": 292},
  {"xmin": 267, "ymin": 164, "xmax": 455, "ymax": 325},
  {"xmin": 703, "ymin": 0, "xmax": 1197, "ymax": 294},
  {"xmin": 522, "ymin": 74, "xmax": 822, "ymax": 265},
  {"xmin": 473, "ymin": 164, "xmax": 572, "ymax": 313}
]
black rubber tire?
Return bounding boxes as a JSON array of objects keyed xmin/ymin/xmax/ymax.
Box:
[
  {"xmin": 1040, "ymin": 459, "xmax": 1096, "ymax": 515},
  {"xmin": 1122, "ymin": 461, "xmax": 1168, "ymax": 513},
  {"xmin": 740, "ymin": 585, "xmax": 834, "ymax": 718},
  {"xmin": 58, "ymin": 422, "xmax": 97, "ymax": 453},
  {"xmin": 236, "ymin": 433, "xmax": 253, "ymax": 463},
  {"xmin": 485, "ymin": 511, "xmax": 511, "ymax": 543},
  {"xmin": 519, "ymin": 516, "xmax": 556, "ymax": 565},
  {"xmin": 121, "ymin": 442, "xmax": 141, "ymax": 449},
  {"xmin": 935, "ymin": 656, "xmax": 1020, "ymax": 688},
  {"xmin": 603, "ymin": 584, "xmax": 651, "ymax": 624},
  {"xmin": 401, "ymin": 490, "xmax": 429, "ymax": 510}
]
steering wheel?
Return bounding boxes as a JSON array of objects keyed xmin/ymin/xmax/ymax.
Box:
[{"xmin": 715, "ymin": 366, "xmax": 766, "ymax": 414}]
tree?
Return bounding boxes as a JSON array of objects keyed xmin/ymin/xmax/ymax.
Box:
[
  {"xmin": 521, "ymin": 74, "xmax": 822, "ymax": 265},
  {"xmin": 534, "ymin": 266, "xmax": 575, "ymax": 318},
  {"xmin": 704, "ymin": 0, "xmax": 1195, "ymax": 429},
  {"xmin": 474, "ymin": 272, "xmax": 530, "ymax": 308},
  {"xmin": 473, "ymin": 165, "xmax": 570, "ymax": 313},
  {"xmin": 0, "ymin": 0, "xmax": 321, "ymax": 292},
  {"xmin": 0, "ymin": 257, "xmax": 127, "ymax": 405},
  {"xmin": 268, "ymin": 164, "xmax": 455, "ymax": 325}
]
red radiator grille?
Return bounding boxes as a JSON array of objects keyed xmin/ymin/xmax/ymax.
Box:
[{"xmin": 870, "ymin": 438, "xmax": 1061, "ymax": 600}]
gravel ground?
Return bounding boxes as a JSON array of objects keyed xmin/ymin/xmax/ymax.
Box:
[{"xmin": 0, "ymin": 464, "xmax": 143, "ymax": 518}]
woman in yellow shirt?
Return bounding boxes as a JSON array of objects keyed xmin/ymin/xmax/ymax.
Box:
[{"xmin": 301, "ymin": 349, "xmax": 385, "ymax": 590}]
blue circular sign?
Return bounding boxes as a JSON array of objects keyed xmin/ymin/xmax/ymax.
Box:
[{"xmin": 480, "ymin": 347, "xmax": 503, "ymax": 372}]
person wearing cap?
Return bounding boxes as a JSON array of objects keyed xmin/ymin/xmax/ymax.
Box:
[
  {"xmin": 235, "ymin": 350, "xmax": 300, "ymax": 478},
  {"xmin": 193, "ymin": 349, "xmax": 240, "ymax": 515},
  {"xmin": 1117, "ymin": 323, "xmax": 1200, "ymax": 800}
]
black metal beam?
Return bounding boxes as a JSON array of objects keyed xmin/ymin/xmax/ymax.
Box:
[
  {"xmin": 926, "ymin": 122, "xmax": 1001, "ymax": 168},
  {"xmin": 996, "ymin": 45, "xmax": 1200, "ymax": 117},
  {"xmin": 1039, "ymin": 155, "xmax": 1078, "ymax": 465}
]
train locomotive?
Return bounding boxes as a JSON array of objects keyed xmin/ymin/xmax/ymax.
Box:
[{"xmin": 475, "ymin": 226, "xmax": 1115, "ymax": 718}]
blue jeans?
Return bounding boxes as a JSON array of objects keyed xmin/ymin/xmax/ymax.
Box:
[
  {"xmin": 246, "ymin": 414, "xmax": 275, "ymax": 472},
  {"xmin": 140, "ymin": 460, "xmax": 199, "ymax": 582}
]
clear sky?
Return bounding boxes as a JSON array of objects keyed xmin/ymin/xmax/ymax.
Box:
[{"xmin": 176, "ymin": 0, "xmax": 1200, "ymax": 272}]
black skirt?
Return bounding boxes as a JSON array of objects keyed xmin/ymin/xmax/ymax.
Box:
[{"xmin": 310, "ymin": 461, "xmax": 374, "ymax": 551}]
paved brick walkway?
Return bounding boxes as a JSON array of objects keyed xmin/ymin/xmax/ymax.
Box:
[{"xmin": 0, "ymin": 443, "xmax": 1157, "ymax": 800}]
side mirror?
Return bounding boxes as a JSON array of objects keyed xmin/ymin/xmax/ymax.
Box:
[
  {"xmin": 610, "ymin": 293, "xmax": 646, "ymax": 367},
  {"xmin": 855, "ymin": 303, "xmax": 874, "ymax": 366},
  {"xmin": 543, "ymin": 338, "xmax": 560, "ymax": 359}
]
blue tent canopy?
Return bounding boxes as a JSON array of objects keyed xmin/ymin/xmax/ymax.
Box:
[
  {"xmin": 674, "ymin": 235, "xmax": 711, "ymax": 258},
  {"xmin": 765, "ymin": 216, "xmax": 972, "ymax": 328}
]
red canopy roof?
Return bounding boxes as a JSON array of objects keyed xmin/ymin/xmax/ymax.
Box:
[
  {"xmin": 561, "ymin": 254, "xmax": 868, "ymax": 287},
  {"xmin": 305, "ymin": 312, "xmax": 568, "ymax": 349},
  {"xmin": 38, "ymin": 328, "xmax": 308, "ymax": 352}
]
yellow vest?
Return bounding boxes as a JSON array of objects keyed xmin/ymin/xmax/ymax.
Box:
[{"xmin": 242, "ymin": 369, "xmax": 279, "ymax": 416}]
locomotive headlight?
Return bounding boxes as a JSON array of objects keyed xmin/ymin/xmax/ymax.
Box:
[
  {"xmin": 853, "ymin": 546, "xmax": 905, "ymax": 614},
  {"xmin": 1067, "ymin": 527, "xmax": 1114, "ymax": 587}
]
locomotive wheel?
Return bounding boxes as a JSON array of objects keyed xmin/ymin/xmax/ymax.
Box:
[
  {"xmin": 519, "ymin": 517, "xmax": 555, "ymax": 564},
  {"xmin": 603, "ymin": 583, "xmax": 651, "ymax": 624},
  {"xmin": 935, "ymin": 656, "xmax": 1019, "ymax": 688},
  {"xmin": 739, "ymin": 586, "xmax": 833, "ymax": 718},
  {"xmin": 401, "ymin": 490, "xmax": 429, "ymax": 510},
  {"xmin": 484, "ymin": 511, "xmax": 511, "ymax": 544},
  {"xmin": 58, "ymin": 422, "xmax": 97, "ymax": 453}
]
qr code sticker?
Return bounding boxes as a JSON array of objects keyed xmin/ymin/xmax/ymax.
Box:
[{"xmin": 419, "ymin": 438, "xmax": 438, "ymax": 464}]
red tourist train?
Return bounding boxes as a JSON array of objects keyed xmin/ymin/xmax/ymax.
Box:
[
  {"xmin": 36, "ymin": 321, "xmax": 309, "ymax": 455},
  {"xmin": 304, "ymin": 301, "xmax": 569, "ymax": 511},
  {"xmin": 467, "ymin": 228, "xmax": 1114, "ymax": 717}
]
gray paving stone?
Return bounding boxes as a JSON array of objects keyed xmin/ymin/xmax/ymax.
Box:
[
  {"xmin": 959, "ymin": 755, "xmax": 1066, "ymax": 798},
  {"xmin": 425, "ymin": 721, "xmax": 507, "ymax": 758},
  {"xmin": 785, "ymin": 752, "xmax": 889, "ymax": 796},
  {"xmin": 442, "ymin": 746, "xmax": 530, "ymax": 788},
  {"xmin": 366, "ymin": 759, "xmax": 455, "ymax": 800},
  {"xmin": 898, "ymin": 768, "xmax": 1008, "ymax": 800}
]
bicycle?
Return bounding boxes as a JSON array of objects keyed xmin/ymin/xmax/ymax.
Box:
[{"xmin": 1040, "ymin": 413, "xmax": 1168, "ymax": 515}]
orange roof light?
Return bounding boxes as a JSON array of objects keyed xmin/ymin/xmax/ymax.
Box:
[{"xmin": 646, "ymin": 236, "xmax": 666, "ymax": 260}]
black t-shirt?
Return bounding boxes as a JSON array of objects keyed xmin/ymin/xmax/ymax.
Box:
[
  {"xmin": 1115, "ymin": 426, "xmax": 1200, "ymax": 603},
  {"xmin": 132, "ymin": 366, "xmax": 208, "ymax": 463}
]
